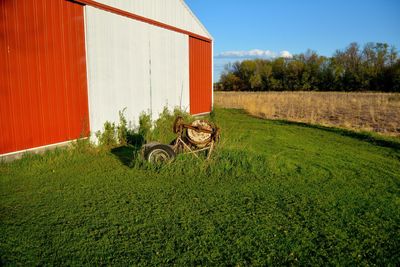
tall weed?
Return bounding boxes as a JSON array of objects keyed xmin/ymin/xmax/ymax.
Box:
[
  {"xmin": 95, "ymin": 107, "xmax": 193, "ymax": 149},
  {"xmin": 117, "ymin": 108, "xmax": 128, "ymax": 145},
  {"xmin": 95, "ymin": 121, "xmax": 117, "ymax": 147}
]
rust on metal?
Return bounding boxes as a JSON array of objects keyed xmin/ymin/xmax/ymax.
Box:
[{"xmin": 171, "ymin": 116, "xmax": 220, "ymax": 160}]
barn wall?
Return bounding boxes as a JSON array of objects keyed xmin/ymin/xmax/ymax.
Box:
[
  {"xmin": 91, "ymin": 0, "xmax": 211, "ymax": 39},
  {"xmin": 189, "ymin": 37, "xmax": 213, "ymax": 114},
  {"xmin": 84, "ymin": 6, "xmax": 190, "ymax": 135},
  {"xmin": 0, "ymin": 0, "xmax": 89, "ymax": 155}
]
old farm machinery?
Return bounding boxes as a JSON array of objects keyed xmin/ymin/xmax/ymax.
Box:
[{"xmin": 143, "ymin": 116, "xmax": 220, "ymax": 163}]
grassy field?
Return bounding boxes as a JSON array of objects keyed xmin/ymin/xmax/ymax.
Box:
[
  {"xmin": 1, "ymin": 108, "xmax": 400, "ymax": 265},
  {"xmin": 215, "ymin": 91, "xmax": 400, "ymax": 137}
]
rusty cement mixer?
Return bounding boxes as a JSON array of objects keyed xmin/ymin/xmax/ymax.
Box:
[{"xmin": 143, "ymin": 116, "xmax": 220, "ymax": 163}]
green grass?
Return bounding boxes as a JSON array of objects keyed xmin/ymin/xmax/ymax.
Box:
[{"xmin": 1, "ymin": 108, "xmax": 399, "ymax": 266}]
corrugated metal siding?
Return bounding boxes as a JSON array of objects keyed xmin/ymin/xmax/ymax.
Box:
[
  {"xmin": 91, "ymin": 0, "xmax": 211, "ymax": 39},
  {"xmin": 85, "ymin": 6, "xmax": 190, "ymax": 134},
  {"xmin": 0, "ymin": 0, "xmax": 89, "ymax": 155},
  {"xmin": 189, "ymin": 37, "xmax": 212, "ymax": 114}
]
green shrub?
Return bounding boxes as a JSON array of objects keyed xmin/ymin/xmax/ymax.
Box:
[
  {"xmin": 117, "ymin": 108, "xmax": 128, "ymax": 145},
  {"xmin": 150, "ymin": 107, "xmax": 193, "ymax": 144},
  {"xmin": 138, "ymin": 112, "xmax": 152, "ymax": 143},
  {"xmin": 150, "ymin": 107, "xmax": 175, "ymax": 143},
  {"xmin": 95, "ymin": 107, "xmax": 193, "ymax": 149},
  {"xmin": 95, "ymin": 121, "xmax": 117, "ymax": 147}
]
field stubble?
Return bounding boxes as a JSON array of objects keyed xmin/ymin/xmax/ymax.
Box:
[{"xmin": 215, "ymin": 92, "xmax": 400, "ymax": 137}]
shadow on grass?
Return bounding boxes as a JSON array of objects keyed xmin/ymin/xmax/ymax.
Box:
[
  {"xmin": 111, "ymin": 133, "xmax": 145, "ymax": 167},
  {"xmin": 111, "ymin": 146, "xmax": 137, "ymax": 167},
  {"xmin": 273, "ymin": 119, "xmax": 400, "ymax": 151}
]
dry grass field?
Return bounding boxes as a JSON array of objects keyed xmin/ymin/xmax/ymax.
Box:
[{"xmin": 214, "ymin": 92, "xmax": 400, "ymax": 137}]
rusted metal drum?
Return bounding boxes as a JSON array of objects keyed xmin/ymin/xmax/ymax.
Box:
[{"xmin": 187, "ymin": 120, "xmax": 213, "ymax": 148}]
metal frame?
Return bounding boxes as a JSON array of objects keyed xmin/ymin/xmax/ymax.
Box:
[
  {"xmin": 171, "ymin": 116, "xmax": 218, "ymax": 160},
  {"xmin": 172, "ymin": 133, "xmax": 215, "ymax": 160}
]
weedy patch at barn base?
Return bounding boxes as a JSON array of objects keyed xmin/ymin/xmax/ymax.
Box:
[{"xmin": 1, "ymin": 109, "xmax": 399, "ymax": 266}]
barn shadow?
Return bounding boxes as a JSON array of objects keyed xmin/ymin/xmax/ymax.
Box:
[
  {"xmin": 111, "ymin": 133, "xmax": 145, "ymax": 167},
  {"xmin": 111, "ymin": 146, "xmax": 136, "ymax": 167},
  {"xmin": 273, "ymin": 119, "xmax": 400, "ymax": 151}
]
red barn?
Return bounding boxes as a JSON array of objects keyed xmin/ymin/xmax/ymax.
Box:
[{"xmin": 0, "ymin": 0, "xmax": 213, "ymax": 158}]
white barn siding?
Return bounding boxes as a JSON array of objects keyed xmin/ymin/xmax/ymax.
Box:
[
  {"xmin": 85, "ymin": 6, "xmax": 189, "ymax": 134},
  {"xmin": 92, "ymin": 0, "xmax": 211, "ymax": 39}
]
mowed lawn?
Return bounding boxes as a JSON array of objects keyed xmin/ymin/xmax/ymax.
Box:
[{"xmin": 1, "ymin": 109, "xmax": 399, "ymax": 266}]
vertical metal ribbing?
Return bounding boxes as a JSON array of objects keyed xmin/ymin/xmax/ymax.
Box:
[
  {"xmin": 148, "ymin": 38, "xmax": 153, "ymax": 118},
  {"xmin": 189, "ymin": 37, "xmax": 212, "ymax": 115},
  {"xmin": 0, "ymin": 0, "xmax": 89, "ymax": 155}
]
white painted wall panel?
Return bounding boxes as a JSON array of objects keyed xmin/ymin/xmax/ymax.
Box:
[
  {"xmin": 149, "ymin": 27, "xmax": 190, "ymax": 116},
  {"xmin": 93, "ymin": 0, "xmax": 211, "ymax": 39},
  {"xmin": 85, "ymin": 6, "xmax": 189, "ymax": 135}
]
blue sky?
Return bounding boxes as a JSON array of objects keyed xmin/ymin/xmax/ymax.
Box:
[{"xmin": 185, "ymin": 0, "xmax": 400, "ymax": 81}]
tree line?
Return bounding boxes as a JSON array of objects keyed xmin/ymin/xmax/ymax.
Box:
[{"xmin": 216, "ymin": 42, "xmax": 400, "ymax": 92}]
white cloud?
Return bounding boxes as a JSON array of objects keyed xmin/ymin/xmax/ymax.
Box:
[
  {"xmin": 218, "ymin": 49, "xmax": 275, "ymax": 58},
  {"xmin": 217, "ymin": 49, "xmax": 293, "ymax": 59},
  {"xmin": 279, "ymin": 50, "xmax": 293, "ymax": 58},
  {"xmin": 246, "ymin": 49, "xmax": 276, "ymax": 57}
]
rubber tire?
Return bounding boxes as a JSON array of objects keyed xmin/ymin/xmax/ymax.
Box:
[{"xmin": 144, "ymin": 144, "xmax": 176, "ymax": 164}]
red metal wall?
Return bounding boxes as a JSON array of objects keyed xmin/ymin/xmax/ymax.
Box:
[
  {"xmin": 189, "ymin": 37, "xmax": 212, "ymax": 114},
  {"xmin": 0, "ymin": 0, "xmax": 89, "ymax": 154}
]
